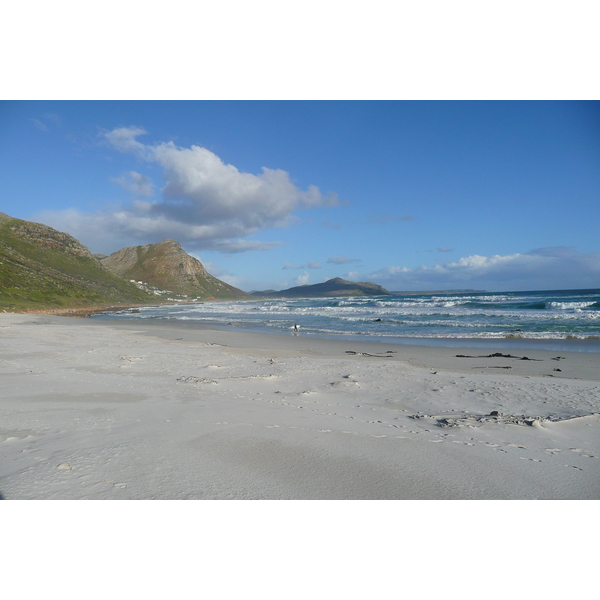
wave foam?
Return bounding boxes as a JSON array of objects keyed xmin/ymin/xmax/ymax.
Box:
[{"xmin": 548, "ymin": 301, "xmax": 598, "ymax": 310}]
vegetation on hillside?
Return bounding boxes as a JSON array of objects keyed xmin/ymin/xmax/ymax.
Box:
[{"xmin": 0, "ymin": 213, "xmax": 155, "ymax": 311}]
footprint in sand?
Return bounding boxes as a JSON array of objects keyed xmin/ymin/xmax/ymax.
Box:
[
  {"xmin": 330, "ymin": 380, "xmax": 360, "ymax": 388},
  {"xmin": 569, "ymin": 448, "xmax": 596, "ymax": 458}
]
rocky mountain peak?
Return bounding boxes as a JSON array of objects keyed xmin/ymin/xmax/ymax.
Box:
[
  {"xmin": 101, "ymin": 239, "xmax": 247, "ymax": 299},
  {"xmin": 2, "ymin": 213, "xmax": 96, "ymax": 260}
]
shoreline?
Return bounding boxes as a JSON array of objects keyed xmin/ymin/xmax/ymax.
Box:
[
  {"xmin": 14, "ymin": 295, "xmax": 600, "ymax": 353},
  {"xmin": 91, "ymin": 315, "xmax": 600, "ymax": 381},
  {"xmin": 1, "ymin": 313, "xmax": 599, "ymax": 499},
  {"xmin": 9, "ymin": 302, "xmax": 172, "ymax": 318},
  {"xmin": 90, "ymin": 310, "xmax": 600, "ymax": 356}
]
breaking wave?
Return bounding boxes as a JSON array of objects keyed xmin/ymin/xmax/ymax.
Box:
[{"xmin": 94, "ymin": 288, "xmax": 600, "ymax": 346}]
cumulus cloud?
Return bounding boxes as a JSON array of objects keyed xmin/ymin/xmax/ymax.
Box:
[
  {"xmin": 104, "ymin": 126, "xmax": 150, "ymax": 155},
  {"xmin": 307, "ymin": 261, "xmax": 321, "ymax": 269},
  {"xmin": 327, "ymin": 256, "xmax": 361, "ymax": 265},
  {"xmin": 369, "ymin": 247, "xmax": 600, "ymax": 291},
  {"xmin": 111, "ymin": 171, "xmax": 155, "ymax": 197},
  {"xmin": 294, "ymin": 272, "xmax": 310, "ymax": 286},
  {"xmin": 37, "ymin": 126, "xmax": 339, "ymax": 254}
]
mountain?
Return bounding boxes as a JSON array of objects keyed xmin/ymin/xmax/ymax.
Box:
[
  {"xmin": 251, "ymin": 277, "xmax": 393, "ymax": 298},
  {"xmin": 0, "ymin": 212, "xmax": 155, "ymax": 310},
  {"xmin": 100, "ymin": 239, "xmax": 249, "ymax": 300}
]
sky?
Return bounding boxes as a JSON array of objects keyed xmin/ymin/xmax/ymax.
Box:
[{"xmin": 1, "ymin": 100, "xmax": 599, "ymax": 292}]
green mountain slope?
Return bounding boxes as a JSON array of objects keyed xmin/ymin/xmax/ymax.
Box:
[
  {"xmin": 101, "ymin": 239, "xmax": 250, "ymax": 300},
  {"xmin": 0, "ymin": 212, "xmax": 155, "ymax": 311}
]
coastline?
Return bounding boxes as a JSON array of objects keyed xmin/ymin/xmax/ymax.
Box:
[
  {"xmin": 9, "ymin": 302, "xmax": 171, "ymax": 318},
  {"xmin": 80, "ymin": 287, "xmax": 600, "ymax": 354},
  {"xmin": 94, "ymin": 315, "xmax": 600, "ymax": 380},
  {"xmin": 1, "ymin": 313, "xmax": 599, "ymax": 499}
]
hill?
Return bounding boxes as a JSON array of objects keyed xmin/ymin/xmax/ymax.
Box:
[
  {"xmin": 0, "ymin": 212, "xmax": 155, "ymax": 311},
  {"xmin": 251, "ymin": 277, "xmax": 392, "ymax": 298},
  {"xmin": 101, "ymin": 239, "xmax": 250, "ymax": 300}
]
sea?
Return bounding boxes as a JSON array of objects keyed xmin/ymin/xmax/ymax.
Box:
[{"xmin": 94, "ymin": 288, "xmax": 600, "ymax": 353}]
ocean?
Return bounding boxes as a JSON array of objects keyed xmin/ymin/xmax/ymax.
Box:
[
  {"xmin": 94, "ymin": 289, "xmax": 600, "ymax": 352},
  {"xmin": 94, "ymin": 288, "xmax": 600, "ymax": 352}
]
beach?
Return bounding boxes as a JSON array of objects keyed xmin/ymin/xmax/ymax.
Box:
[{"xmin": 1, "ymin": 313, "xmax": 599, "ymax": 500}]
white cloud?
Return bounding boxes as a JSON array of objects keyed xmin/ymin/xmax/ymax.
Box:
[
  {"xmin": 111, "ymin": 171, "xmax": 155, "ymax": 197},
  {"xmin": 294, "ymin": 272, "xmax": 310, "ymax": 286},
  {"xmin": 103, "ymin": 126, "xmax": 150, "ymax": 155},
  {"xmin": 307, "ymin": 261, "xmax": 321, "ymax": 269},
  {"xmin": 110, "ymin": 126, "xmax": 337, "ymax": 229},
  {"xmin": 38, "ymin": 126, "xmax": 339, "ymax": 254},
  {"xmin": 369, "ymin": 247, "xmax": 600, "ymax": 291}
]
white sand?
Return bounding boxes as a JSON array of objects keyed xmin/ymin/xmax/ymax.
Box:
[{"xmin": 1, "ymin": 313, "xmax": 599, "ymax": 500}]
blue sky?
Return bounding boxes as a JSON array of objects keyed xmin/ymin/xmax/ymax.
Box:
[{"xmin": 1, "ymin": 100, "xmax": 599, "ymax": 292}]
